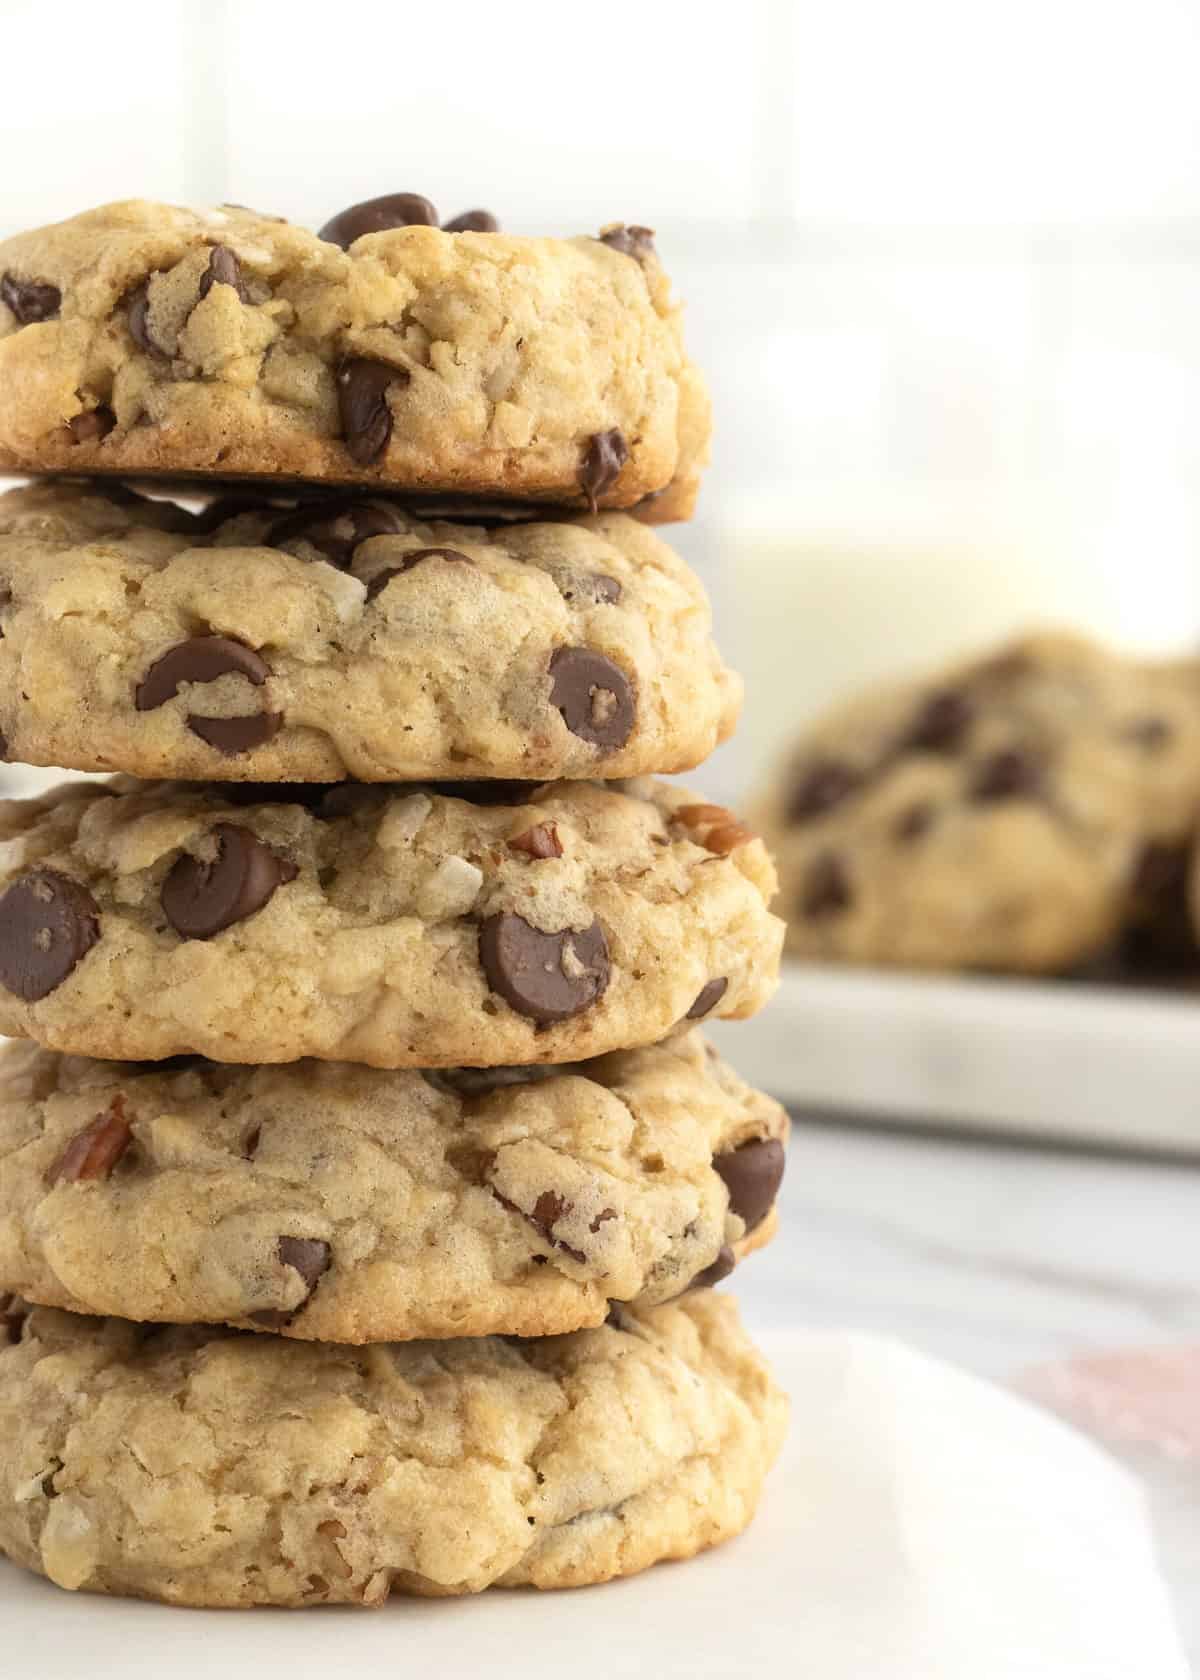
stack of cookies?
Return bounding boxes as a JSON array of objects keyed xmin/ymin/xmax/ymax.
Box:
[{"xmin": 0, "ymin": 194, "xmax": 788, "ymax": 1607}]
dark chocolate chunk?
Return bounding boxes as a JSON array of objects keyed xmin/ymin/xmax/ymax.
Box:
[
  {"xmin": 969, "ymin": 749, "xmax": 1041, "ymax": 802},
  {"xmin": 267, "ymin": 498, "xmax": 406, "ymax": 569},
  {"xmin": 0, "ymin": 871, "xmax": 100, "ymax": 1001},
  {"xmin": 442, "ymin": 209, "xmax": 499, "ymax": 233},
  {"xmin": 686, "ymin": 977, "xmax": 729, "ymax": 1020},
  {"xmin": 479, "ymin": 912, "xmax": 610, "ymax": 1023},
  {"xmin": 548, "ymin": 647, "xmax": 635, "ymax": 751},
  {"xmin": 364, "ymin": 546, "xmax": 473, "ymax": 600},
  {"xmin": 597, "ymin": 225, "xmax": 656, "ymax": 261},
  {"xmin": 318, "ymin": 194, "xmax": 439, "ymax": 248},
  {"xmin": 197, "ymin": 244, "xmax": 247, "ymax": 302},
  {"xmin": 787, "ymin": 760, "xmax": 863, "ymax": 824},
  {"xmin": 126, "ymin": 280, "xmax": 166, "ymax": 356},
  {"xmin": 801, "ymin": 852, "xmax": 853, "ymax": 919},
  {"xmin": 690, "ymin": 1244, "xmax": 735, "ymax": 1290},
  {"xmin": 187, "ymin": 712, "xmax": 283, "ymax": 755},
  {"xmin": 1, "ymin": 272, "xmax": 61, "ymax": 325},
  {"xmin": 904, "ymin": 689, "xmax": 973, "ymax": 753},
  {"xmin": 579, "ymin": 429, "xmax": 629, "ymax": 512},
  {"xmin": 161, "ymin": 823, "xmax": 296, "ymax": 939},
  {"xmin": 336, "ymin": 358, "xmax": 403, "ymax": 465},
  {"xmin": 713, "ymin": 1137, "xmax": 785, "ymax": 1233}
]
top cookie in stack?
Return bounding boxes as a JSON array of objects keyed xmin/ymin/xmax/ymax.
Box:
[
  {"xmin": 0, "ymin": 196, "xmax": 788, "ymax": 1610},
  {"xmin": 0, "ymin": 196, "xmax": 709, "ymax": 519}
]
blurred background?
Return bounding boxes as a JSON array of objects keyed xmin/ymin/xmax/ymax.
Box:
[{"xmin": 9, "ymin": 0, "xmax": 1200, "ymax": 800}]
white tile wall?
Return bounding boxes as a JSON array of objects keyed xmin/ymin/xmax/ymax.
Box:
[{"xmin": 4, "ymin": 0, "xmax": 1200, "ymax": 799}]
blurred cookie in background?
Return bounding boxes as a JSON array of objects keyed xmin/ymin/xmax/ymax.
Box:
[{"xmin": 754, "ymin": 631, "xmax": 1200, "ymax": 976}]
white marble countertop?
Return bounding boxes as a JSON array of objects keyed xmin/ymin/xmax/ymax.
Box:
[{"xmin": 740, "ymin": 1114, "xmax": 1200, "ymax": 1666}]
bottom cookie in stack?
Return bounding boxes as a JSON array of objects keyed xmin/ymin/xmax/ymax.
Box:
[{"xmin": 0, "ymin": 1292, "xmax": 786, "ymax": 1607}]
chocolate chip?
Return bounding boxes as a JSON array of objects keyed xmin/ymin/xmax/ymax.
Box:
[
  {"xmin": 0, "ymin": 272, "xmax": 61, "ymax": 325},
  {"xmin": 787, "ymin": 760, "xmax": 863, "ymax": 824},
  {"xmin": 188, "ymin": 712, "xmax": 283, "ymax": 755},
  {"xmin": 969, "ymin": 749, "xmax": 1041, "ymax": 802},
  {"xmin": 685, "ymin": 977, "xmax": 729, "ymax": 1020},
  {"xmin": 509, "ymin": 822, "xmax": 564, "ymax": 859},
  {"xmin": 428, "ymin": 1064, "xmax": 555, "ymax": 1098},
  {"xmin": 251, "ymin": 1236, "xmax": 331, "ymax": 1325},
  {"xmin": 126, "ymin": 281, "xmax": 166, "ymax": 357},
  {"xmin": 267, "ymin": 498, "xmax": 406, "ymax": 569},
  {"xmin": 579, "ymin": 429, "xmax": 630, "ymax": 512},
  {"xmin": 495, "ymin": 1187, "xmax": 588, "ymax": 1263},
  {"xmin": 336, "ymin": 358, "xmax": 403, "ymax": 465},
  {"xmin": 318, "ymin": 193, "xmax": 439, "ymax": 247},
  {"xmin": 548, "ymin": 647, "xmax": 635, "ymax": 751},
  {"xmin": 904, "ymin": 689, "xmax": 973, "ymax": 753},
  {"xmin": 50, "ymin": 1103, "xmax": 132, "ymax": 1185},
  {"xmin": 713, "ymin": 1137, "xmax": 785, "ymax": 1233},
  {"xmin": 801, "ymin": 852, "xmax": 852, "ymax": 919},
  {"xmin": 0, "ymin": 871, "xmax": 100, "ymax": 1001},
  {"xmin": 479, "ymin": 912, "xmax": 610, "ymax": 1023},
  {"xmin": 690, "ymin": 1244, "xmax": 735, "ymax": 1290},
  {"xmin": 364, "ymin": 546, "xmax": 473, "ymax": 601},
  {"xmin": 894, "ymin": 802, "xmax": 935, "ymax": 843},
  {"xmin": 67, "ymin": 407, "xmax": 116, "ymax": 444},
  {"xmin": 136, "ymin": 637, "xmax": 274, "ymax": 750},
  {"xmin": 278, "ymin": 1236, "xmax": 331, "ymax": 1289},
  {"xmin": 597, "ymin": 225, "xmax": 656, "ymax": 261},
  {"xmin": 443, "ymin": 209, "xmax": 500, "ymax": 233},
  {"xmin": 197, "ymin": 244, "xmax": 247, "ymax": 303},
  {"xmin": 161, "ymin": 824, "xmax": 297, "ymax": 939}
]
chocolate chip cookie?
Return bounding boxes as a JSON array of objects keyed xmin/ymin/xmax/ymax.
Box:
[
  {"xmin": 0, "ymin": 776, "xmax": 781, "ymax": 1065},
  {"xmin": 756, "ymin": 632, "xmax": 1200, "ymax": 973},
  {"xmin": 0, "ymin": 1290, "xmax": 787, "ymax": 1605},
  {"xmin": 0, "ymin": 481, "xmax": 739, "ymax": 781},
  {"xmin": 0, "ymin": 198, "xmax": 709, "ymax": 518},
  {"xmin": 0, "ymin": 1032, "xmax": 786, "ymax": 1340}
]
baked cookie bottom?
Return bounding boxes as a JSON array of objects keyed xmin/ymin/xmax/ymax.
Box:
[{"xmin": 0, "ymin": 1292, "xmax": 788, "ymax": 1606}]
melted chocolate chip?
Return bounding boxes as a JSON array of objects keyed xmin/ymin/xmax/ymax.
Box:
[
  {"xmin": 479, "ymin": 912, "xmax": 610, "ymax": 1023},
  {"xmin": 50, "ymin": 1104, "xmax": 132, "ymax": 1184},
  {"xmin": 443, "ymin": 209, "xmax": 499, "ymax": 233},
  {"xmin": 364, "ymin": 546, "xmax": 473, "ymax": 601},
  {"xmin": 336, "ymin": 358, "xmax": 403, "ymax": 465},
  {"xmin": 801, "ymin": 852, "xmax": 853, "ymax": 920},
  {"xmin": 188, "ymin": 712, "xmax": 283, "ymax": 755},
  {"xmin": 787, "ymin": 760, "xmax": 863, "ymax": 824},
  {"xmin": 267, "ymin": 498, "xmax": 406, "ymax": 569},
  {"xmin": 136, "ymin": 637, "xmax": 276, "ymax": 753},
  {"xmin": 197, "ymin": 244, "xmax": 248, "ymax": 303},
  {"xmin": 579, "ymin": 429, "xmax": 630, "ymax": 511},
  {"xmin": 597, "ymin": 225, "xmax": 656, "ymax": 261},
  {"xmin": 161, "ymin": 824, "xmax": 296, "ymax": 939},
  {"xmin": 904, "ymin": 689, "xmax": 973, "ymax": 753},
  {"xmin": 428, "ymin": 1064, "xmax": 556, "ymax": 1098},
  {"xmin": 713, "ymin": 1137, "xmax": 785, "ymax": 1233},
  {"xmin": 67, "ymin": 407, "xmax": 116, "ymax": 444},
  {"xmin": 1131, "ymin": 842, "xmax": 1188, "ymax": 902},
  {"xmin": 126, "ymin": 281, "xmax": 166, "ymax": 357},
  {"xmin": 690, "ymin": 1244, "xmax": 735, "ymax": 1290},
  {"xmin": 0, "ymin": 871, "xmax": 100, "ymax": 1001},
  {"xmin": 969, "ymin": 749, "xmax": 1041, "ymax": 802},
  {"xmin": 318, "ymin": 194, "xmax": 439, "ymax": 247},
  {"xmin": 548, "ymin": 647, "xmax": 635, "ymax": 752},
  {"xmin": 686, "ymin": 977, "xmax": 729, "ymax": 1020},
  {"xmin": 1, "ymin": 272, "xmax": 61, "ymax": 325}
]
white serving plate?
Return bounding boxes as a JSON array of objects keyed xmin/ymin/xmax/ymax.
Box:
[{"xmin": 707, "ymin": 962, "xmax": 1200, "ymax": 1155}]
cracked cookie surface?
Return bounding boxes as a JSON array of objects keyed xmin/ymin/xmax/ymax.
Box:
[
  {"xmin": 756, "ymin": 631, "xmax": 1200, "ymax": 973},
  {"xmin": 0, "ymin": 1033, "xmax": 786, "ymax": 1341},
  {"xmin": 0, "ymin": 200, "xmax": 709, "ymax": 517},
  {"xmin": 0, "ymin": 481, "xmax": 739, "ymax": 781},
  {"xmin": 0, "ymin": 776, "xmax": 781, "ymax": 1065},
  {"xmin": 0, "ymin": 1291, "xmax": 787, "ymax": 1606}
]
